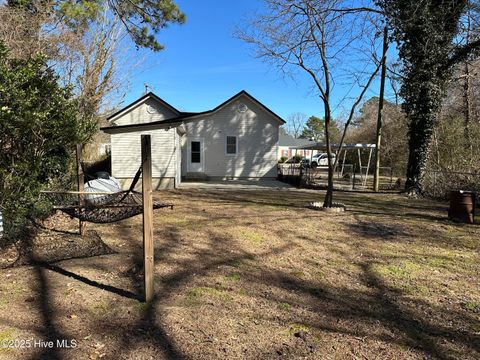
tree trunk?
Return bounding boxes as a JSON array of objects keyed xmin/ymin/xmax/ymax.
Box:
[
  {"xmin": 323, "ymin": 107, "xmax": 334, "ymax": 207},
  {"xmin": 405, "ymin": 106, "xmax": 437, "ymax": 194}
]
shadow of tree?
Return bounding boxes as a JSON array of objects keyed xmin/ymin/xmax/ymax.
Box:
[
  {"xmin": 4, "ymin": 188, "xmax": 477, "ymax": 359},
  {"xmin": 238, "ymin": 262, "xmax": 479, "ymax": 359},
  {"xmin": 11, "ymin": 230, "xmax": 74, "ymax": 360}
]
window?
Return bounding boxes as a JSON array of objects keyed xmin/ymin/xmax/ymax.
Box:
[
  {"xmin": 226, "ymin": 136, "xmax": 237, "ymax": 155},
  {"xmin": 191, "ymin": 141, "xmax": 201, "ymax": 163}
]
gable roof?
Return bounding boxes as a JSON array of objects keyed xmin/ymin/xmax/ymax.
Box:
[
  {"xmin": 278, "ymin": 130, "xmax": 316, "ymax": 147},
  {"xmin": 102, "ymin": 90, "xmax": 285, "ymax": 132},
  {"xmin": 106, "ymin": 92, "xmax": 181, "ymax": 122}
]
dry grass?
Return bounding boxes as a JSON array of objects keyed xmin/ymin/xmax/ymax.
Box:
[{"xmin": 0, "ymin": 187, "xmax": 478, "ymax": 359}]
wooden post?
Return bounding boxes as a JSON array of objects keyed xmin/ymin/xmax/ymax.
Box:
[
  {"xmin": 374, "ymin": 27, "xmax": 389, "ymax": 192},
  {"xmin": 357, "ymin": 148, "xmax": 363, "ymax": 182},
  {"xmin": 141, "ymin": 135, "xmax": 154, "ymax": 303},
  {"xmin": 340, "ymin": 149, "xmax": 347, "ymax": 177},
  {"xmin": 352, "ymin": 164, "xmax": 356, "ymax": 190},
  {"xmin": 364, "ymin": 147, "xmax": 373, "ymax": 187},
  {"xmin": 76, "ymin": 144, "xmax": 86, "ymax": 236}
]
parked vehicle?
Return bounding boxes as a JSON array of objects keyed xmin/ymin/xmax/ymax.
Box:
[{"xmin": 310, "ymin": 153, "xmax": 336, "ymax": 168}]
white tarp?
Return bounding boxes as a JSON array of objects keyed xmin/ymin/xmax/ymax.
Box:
[{"xmin": 84, "ymin": 177, "xmax": 121, "ymax": 205}]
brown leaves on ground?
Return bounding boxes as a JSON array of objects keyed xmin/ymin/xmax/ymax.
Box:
[{"xmin": 0, "ymin": 187, "xmax": 478, "ymax": 359}]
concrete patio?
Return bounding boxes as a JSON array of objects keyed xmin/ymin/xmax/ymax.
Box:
[{"xmin": 178, "ymin": 179, "xmax": 294, "ymax": 190}]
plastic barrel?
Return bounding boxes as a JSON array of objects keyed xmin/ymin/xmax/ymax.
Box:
[{"xmin": 448, "ymin": 190, "xmax": 476, "ymax": 224}]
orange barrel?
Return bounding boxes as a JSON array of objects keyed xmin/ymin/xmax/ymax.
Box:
[{"xmin": 448, "ymin": 190, "xmax": 476, "ymax": 224}]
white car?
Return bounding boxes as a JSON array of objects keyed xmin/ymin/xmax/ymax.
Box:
[{"xmin": 310, "ymin": 153, "xmax": 336, "ymax": 168}]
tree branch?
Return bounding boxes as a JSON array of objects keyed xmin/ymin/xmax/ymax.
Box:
[{"xmin": 445, "ymin": 37, "xmax": 480, "ymax": 69}]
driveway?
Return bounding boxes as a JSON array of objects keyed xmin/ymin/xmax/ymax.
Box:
[{"xmin": 178, "ymin": 179, "xmax": 294, "ymax": 190}]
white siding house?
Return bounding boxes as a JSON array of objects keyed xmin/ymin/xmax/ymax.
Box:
[{"xmin": 102, "ymin": 91, "xmax": 285, "ymax": 189}]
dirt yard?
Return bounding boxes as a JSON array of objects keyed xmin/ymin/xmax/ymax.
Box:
[{"xmin": 0, "ymin": 188, "xmax": 479, "ymax": 359}]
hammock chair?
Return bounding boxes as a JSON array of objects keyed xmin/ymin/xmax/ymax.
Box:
[{"xmin": 41, "ymin": 167, "xmax": 173, "ymax": 224}]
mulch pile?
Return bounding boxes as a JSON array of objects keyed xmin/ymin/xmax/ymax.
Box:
[{"xmin": 0, "ymin": 212, "xmax": 114, "ymax": 268}]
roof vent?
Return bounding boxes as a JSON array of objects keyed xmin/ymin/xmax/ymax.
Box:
[{"xmin": 237, "ymin": 103, "xmax": 247, "ymax": 113}]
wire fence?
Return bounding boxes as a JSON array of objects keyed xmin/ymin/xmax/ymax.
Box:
[
  {"xmin": 278, "ymin": 164, "xmax": 400, "ymax": 191},
  {"xmin": 422, "ymin": 170, "xmax": 480, "ymax": 200}
]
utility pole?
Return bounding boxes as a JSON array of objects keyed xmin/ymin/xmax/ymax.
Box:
[{"xmin": 374, "ymin": 27, "xmax": 389, "ymax": 192}]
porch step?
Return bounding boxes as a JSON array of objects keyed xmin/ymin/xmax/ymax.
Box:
[{"xmin": 185, "ymin": 172, "xmax": 209, "ymax": 181}]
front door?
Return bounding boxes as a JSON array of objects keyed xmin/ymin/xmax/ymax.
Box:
[{"xmin": 188, "ymin": 138, "xmax": 204, "ymax": 172}]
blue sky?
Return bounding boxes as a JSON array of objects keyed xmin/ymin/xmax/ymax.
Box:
[{"xmin": 124, "ymin": 0, "xmax": 390, "ymax": 122}]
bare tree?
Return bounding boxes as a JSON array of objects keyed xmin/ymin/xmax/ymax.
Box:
[
  {"xmin": 55, "ymin": 5, "xmax": 142, "ymax": 159},
  {"xmin": 0, "ymin": 5, "xmax": 65, "ymax": 60},
  {"xmin": 238, "ymin": 0, "xmax": 385, "ymax": 207},
  {"xmin": 55, "ymin": 5, "xmax": 133, "ymax": 120},
  {"xmin": 0, "ymin": 3, "xmax": 148, "ymax": 158},
  {"xmin": 286, "ymin": 112, "xmax": 308, "ymax": 138}
]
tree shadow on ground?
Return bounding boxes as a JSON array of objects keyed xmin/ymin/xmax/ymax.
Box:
[
  {"xmin": 8, "ymin": 230, "xmax": 73, "ymax": 360},
  {"xmin": 243, "ymin": 262, "xmax": 479, "ymax": 359},
  {"xmin": 5, "ymin": 188, "xmax": 477, "ymax": 359},
  {"xmin": 173, "ymin": 188, "xmax": 455, "ymax": 225},
  {"xmin": 82, "ymin": 223, "xmax": 297, "ymax": 359}
]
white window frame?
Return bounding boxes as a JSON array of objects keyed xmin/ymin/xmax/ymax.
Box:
[{"xmin": 225, "ymin": 135, "xmax": 238, "ymax": 155}]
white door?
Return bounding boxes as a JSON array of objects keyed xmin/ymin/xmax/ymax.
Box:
[{"xmin": 188, "ymin": 138, "xmax": 204, "ymax": 172}]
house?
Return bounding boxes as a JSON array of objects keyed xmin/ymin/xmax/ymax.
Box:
[
  {"xmin": 101, "ymin": 90, "xmax": 286, "ymax": 189},
  {"xmin": 278, "ymin": 128, "xmax": 317, "ymax": 160}
]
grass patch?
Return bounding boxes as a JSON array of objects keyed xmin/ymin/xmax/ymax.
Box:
[
  {"xmin": 231, "ymin": 258, "xmax": 260, "ymax": 270},
  {"xmin": 314, "ymin": 270, "xmax": 325, "ymax": 280},
  {"xmin": 186, "ymin": 286, "xmax": 232, "ymax": 305},
  {"xmin": 212, "ymin": 219, "xmax": 229, "ymax": 226},
  {"xmin": 374, "ymin": 260, "xmax": 422, "ymax": 280},
  {"xmin": 288, "ymin": 323, "xmax": 310, "ymax": 335},
  {"xmin": 456, "ymin": 236, "xmax": 479, "ymax": 249},
  {"xmin": 0, "ymin": 328, "xmax": 14, "ymax": 342},
  {"xmin": 0, "ymin": 298, "xmax": 8, "ymax": 310},
  {"xmin": 225, "ymin": 273, "xmax": 241, "ymax": 281},
  {"xmin": 462, "ymin": 301, "xmax": 480, "ymax": 312},
  {"xmin": 238, "ymin": 229, "xmax": 264, "ymax": 245},
  {"xmin": 0, "ymin": 328, "xmax": 14, "ymax": 353},
  {"xmin": 426, "ymin": 256, "xmax": 452, "ymax": 268},
  {"xmin": 290, "ymin": 271, "xmax": 306, "ymax": 279},
  {"xmin": 0, "ymin": 282, "xmax": 25, "ymax": 297},
  {"xmin": 279, "ymin": 302, "xmax": 291, "ymax": 311},
  {"xmin": 134, "ymin": 301, "xmax": 149, "ymax": 313}
]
